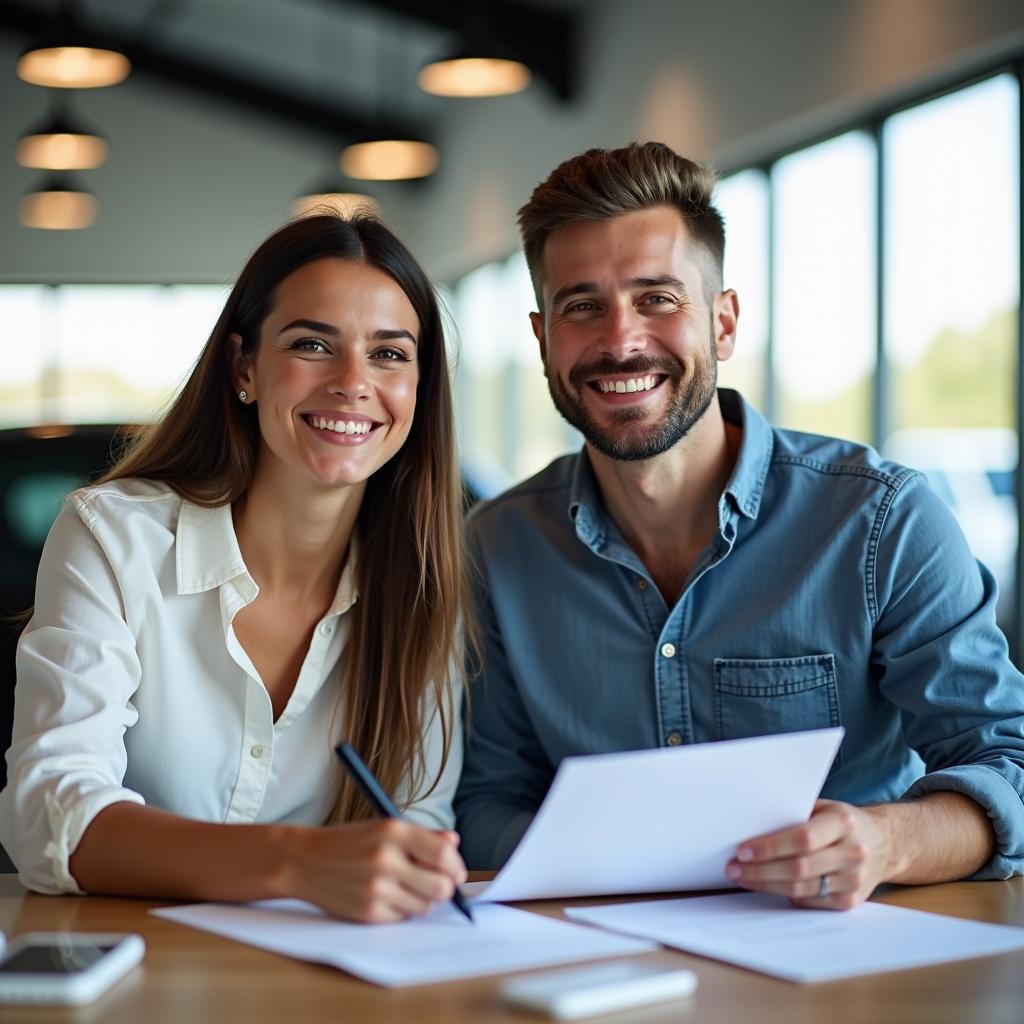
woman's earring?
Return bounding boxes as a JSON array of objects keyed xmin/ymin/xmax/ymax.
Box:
[{"xmin": 238, "ymin": 390, "xmax": 248, "ymax": 402}]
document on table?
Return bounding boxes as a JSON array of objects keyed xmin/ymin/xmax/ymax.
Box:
[
  {"xmin": 152, "ymin": 899, "xmax": 656, "ymax": 988},
  {"xmin": 566, "ymin": 893, "xmax": 1024, "ymax": 982},
  {"xmin": 468, "ymin": 727, "xmax": 844, "ymax": 903}
]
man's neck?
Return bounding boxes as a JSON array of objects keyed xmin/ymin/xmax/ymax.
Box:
[{"xmin": 587, "ymin": 398, "xmax": 740, "ymax": 603}]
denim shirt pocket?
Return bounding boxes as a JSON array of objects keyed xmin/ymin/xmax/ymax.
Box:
[{"xmin": 713, "ymin": 654, "xmax": 842, "ymax": 767}]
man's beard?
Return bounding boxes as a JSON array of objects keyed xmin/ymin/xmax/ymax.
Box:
[{"xmin": 546, "ymin": 334, "xmax": 718, "ymax": 462}]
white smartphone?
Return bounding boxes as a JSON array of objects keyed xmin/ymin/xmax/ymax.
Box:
[
  {"xmin": 500, "ymin": 960, "xmax": 698, "ymax": 1020},
  {"xmin": 0, "ymin": 932, "xmax": 145, "ymax": 1005}
]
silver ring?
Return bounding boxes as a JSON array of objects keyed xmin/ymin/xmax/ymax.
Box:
[{"xmin": 818, "ymin": 874, "xmax": 830, "ymax": 898}]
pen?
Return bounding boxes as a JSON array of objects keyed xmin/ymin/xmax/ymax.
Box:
[{"xmin": 335, "ymin": 742, "xmax": 474, "ymax": 923}]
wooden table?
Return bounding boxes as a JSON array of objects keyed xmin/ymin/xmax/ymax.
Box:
[{"xmin": 0, "ymin": 874, "xmax": 1022, "ymax": 1023}]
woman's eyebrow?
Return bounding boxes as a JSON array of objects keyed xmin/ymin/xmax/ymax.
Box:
[
  {"xmin": 374, "ymin": 329, "xmax": 416, "ymax": 344},
  {"xmin": 278, "ymin": 318, "xmax": 339, "ymax": 336}
]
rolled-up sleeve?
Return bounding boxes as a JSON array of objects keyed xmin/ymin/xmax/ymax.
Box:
[
  {"xmin": 0, "ymin": 501, "xmax": 145, "ymax": 894},
  {"xmin": 871, "ymin": 474, "xmax": 1024, "ymax": 878}
]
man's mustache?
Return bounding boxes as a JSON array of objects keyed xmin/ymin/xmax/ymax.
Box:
[{"xmin": 568, "ymin": 355, "xmax": 683, "ymax": 390}]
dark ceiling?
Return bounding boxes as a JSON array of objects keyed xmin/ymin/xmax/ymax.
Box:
[{"xmin": 0, "ymin": 0, "xmax": 581, "ymax": 143}]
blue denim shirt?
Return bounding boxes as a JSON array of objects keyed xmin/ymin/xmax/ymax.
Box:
[{"xmin": 455, "ymin": 390, "xmax": 1024, "ymax": 874}]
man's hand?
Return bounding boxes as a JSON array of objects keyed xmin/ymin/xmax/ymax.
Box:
[{"xmin": 725, "ymin": 799, "xmax": 899, "ymax": 910}]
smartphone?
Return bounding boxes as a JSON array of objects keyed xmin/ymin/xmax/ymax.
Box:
[
  {"xmin": 0, "ymin": 932, "xmax": 145, "ymax": 1005},
  {"xmin": 500, "ymin": 960, "xmax": 698, "ymax": 1020}
]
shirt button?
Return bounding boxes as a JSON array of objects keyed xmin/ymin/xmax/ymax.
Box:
[
  {"xmin": 250, "ymin": 744, "xmax": 264, "ymax": 759},
  {"xmin": 636, "ymin": 578, "xmax": 648, "ymax": 591},
  {"xmin": 319, "ymin": 621, "xmax": 334, "ymax": 637},
  {"xmin": 660, "ymin": 642, "xmax": 677, "ymax": 658},
  {"xmin": 666, "ymin": 732, "xmax": 683, "ymax": 746}
]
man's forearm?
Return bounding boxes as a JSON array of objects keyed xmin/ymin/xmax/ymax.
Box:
[{"xmin": 867, "ymin": 790, "xmax": 996, "ymax": 884}]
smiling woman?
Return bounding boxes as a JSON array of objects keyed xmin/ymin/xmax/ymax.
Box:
[{"xmin": 0, "ymin": 215, "xmax": 473, "ymax": 924}]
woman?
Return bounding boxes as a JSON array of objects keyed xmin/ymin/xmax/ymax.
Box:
[{"xmin": 0, "ymin": 214, "xmax": 469, "ymax": 923}]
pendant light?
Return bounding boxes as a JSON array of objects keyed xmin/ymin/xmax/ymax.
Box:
[
  {"xmin": 16, "ymin": 98, "xmax": 108, "ymax": 171},
  {"xmin": 19, "ymin": 175, "xmax": 97, "ymax": 230},
  {"xmin": 418, "ymin": 55, "xmax": 530, "ymax": 98},
  {"xmin": 340, "ymin": 15, "xmax": 439, "ymax": 182},
  {"xmin": 340, "ymin": 140, "xmax": 439, "ymax": 182},
  {"xmin": 418, "ymin": 5, "xmax": 530, "ymax": 99},
  {"xmin": 17, "ymin": 3, "xmax": 130, "ymax": 89}
]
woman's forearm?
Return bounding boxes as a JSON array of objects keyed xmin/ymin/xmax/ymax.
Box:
[
  {"xmin": 66, "ymin": 801, "xmax": 467, "ymax": 923},
  {"xmin": 68, "ymin": 802, "xmax": 295, "ymax": 902}
]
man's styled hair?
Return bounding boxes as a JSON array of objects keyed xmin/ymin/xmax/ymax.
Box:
[{"xmin": 517, "ymin": 141, "xmax": 725, "ymax": 305}]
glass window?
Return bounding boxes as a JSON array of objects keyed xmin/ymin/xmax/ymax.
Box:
[
  {"xmin": 0, "ymin": 284, "xmax": 227, "ymax": 428},
  {"xmin": 54, "ymin": 285, "xmax": 224, "ymax": 424},
  {"xmin": 715, "ymin": 170, "xmax": 769, "ymax": 411},
  {"xmin": 0, "ymin": 286, "xmax": 49, "ymax": 427},
  {"xmin": 882, "ymin": 73, "xmax": 1020, "ymax": 639},
  {"xmin": 773, "ymin": 131, "xmax": 877, "ymax": 443},
  {"xmin": 453, "ymin": 254, "xmax": 575, "ymax": 486}
]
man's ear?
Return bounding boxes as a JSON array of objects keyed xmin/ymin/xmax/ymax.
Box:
[
  {"xmin": 713, "ymin": 290, "xmax": 739, "ymax": 363},
  {"xmin": 529, "ymin": 311, "xmax": 547, "ymax": 366},
  {"xmin": 229, "ymin": 332, "xmax": 256, "ymax": 399}
]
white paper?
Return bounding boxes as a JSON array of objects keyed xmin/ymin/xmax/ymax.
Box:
[
  {"xmin": 473, "ymin": 728, "xmax": 844, "ymax": 903},
  {"xmin": 152, "ymin": 899, "xmax": 656, "ymax": 988},
  {"xmin": 567, "ymin": 892, "xmax": 1024, "ymax": 982}
]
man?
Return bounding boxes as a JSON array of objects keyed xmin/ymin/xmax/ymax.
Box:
[{"xmin": 454, "ymin": 141, "xmax": 1024, "ymax": 909}]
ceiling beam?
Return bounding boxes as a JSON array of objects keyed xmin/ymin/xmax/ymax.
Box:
[{"xmin": 0, "ymin": 1, "xmax": 430, "ymax": 143}]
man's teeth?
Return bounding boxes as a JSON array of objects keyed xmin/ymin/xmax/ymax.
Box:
[
  {"xmin": 310, "ymin": 416, "xmax": 371, "ymax": 435},
  {"xmin": 597, "ymin": 375, "xmax": 658, "ymax": 394}
]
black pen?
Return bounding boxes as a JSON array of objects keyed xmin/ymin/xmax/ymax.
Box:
[{"xmin": 335, "ymin": 742, "xmax": 474, "ymax": 923}]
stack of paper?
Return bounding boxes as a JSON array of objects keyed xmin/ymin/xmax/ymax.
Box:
[
  {"xmin": 567, "ymin": 893, "xmax": 1024, "ymax": 982},
  {"xmin": 153, "ymin": 899, "xmax": 655, "ymax": 988}
]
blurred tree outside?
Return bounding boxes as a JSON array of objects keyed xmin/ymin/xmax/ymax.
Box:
[{"xmin": 893, "ymin": 308, "xmax": 1016, "ymax": 431}]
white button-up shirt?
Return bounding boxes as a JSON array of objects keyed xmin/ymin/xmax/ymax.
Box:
[{"xmin": 0, "ymin": 479, "xmax": 461, "ymax": 894}]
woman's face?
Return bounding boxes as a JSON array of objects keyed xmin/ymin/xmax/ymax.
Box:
[{"xmin": 233, "ymin": 257, "xmax": 421, "ymax": 491}]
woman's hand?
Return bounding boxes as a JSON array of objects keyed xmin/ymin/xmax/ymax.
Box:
[
  {"xmin": 724, "ymin": 799, "xmax": 898, "ymax": 910},
  {"xmin": 282, "ymin": 819, "xmax": 468, "ymax": 923}
]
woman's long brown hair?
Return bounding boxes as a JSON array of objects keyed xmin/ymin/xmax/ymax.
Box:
[{"xmin": 102, "ymin": 214, "xmax": 469, "ymax": 822}]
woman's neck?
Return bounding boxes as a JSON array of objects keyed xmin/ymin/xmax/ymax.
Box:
[{"xmin": 232, "ymin": 462, "xmax": 365, "ymax": 605}]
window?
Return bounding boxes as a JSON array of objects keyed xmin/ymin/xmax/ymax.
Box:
[
  {"xmin": 0, "ymin": 284, "xmax": 227, "ymax": 427},
  {"xmin": 773, "ymin": 132, "xmax": 877, "ymax": 443},
  {"xmin": 452, "ymin": 254, "xmax": 577, "ymax": 484},
  {"xmin": 715, "ymin": 170, "xmax": 770, "ymax": 411},
  {"xmin": 882, "ymin": 75, "xmax": 1020, "ymax": 639}
]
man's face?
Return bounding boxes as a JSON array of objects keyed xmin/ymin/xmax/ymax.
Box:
[{"xmin": 531, "ymin": 205, "xmax": 735, "ymax": 462}]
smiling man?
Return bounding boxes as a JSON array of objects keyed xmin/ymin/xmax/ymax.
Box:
[{"xmin": 454, "ymin": 142, "xmax": 1024, "ymax": 909}]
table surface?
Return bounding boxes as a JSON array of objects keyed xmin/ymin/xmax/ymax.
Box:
[{"xmin": 0, "ymin": 874, "xmax": 1022, "ymax": 1024}]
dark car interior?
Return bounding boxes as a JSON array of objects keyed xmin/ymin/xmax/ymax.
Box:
[{"xmin": 1, "ymin": 425, "xmax": 133, "ymax": 795}]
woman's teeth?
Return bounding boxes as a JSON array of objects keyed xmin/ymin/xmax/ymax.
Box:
[{"xmin": 308, "ymin": 416, "xmax": 371, "ymax": 435}]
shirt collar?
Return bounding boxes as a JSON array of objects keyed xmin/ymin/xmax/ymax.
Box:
[
  {"xmin": 566, "ymin": 388, "xmax": 774, "ymax": 532},
  {"xmin": 719, "ymin": 388, "xmax": 773, "ymax": 520},
  {"xmin": 568, "ymin": 447, "xmax": 607, "ymax": 548},
  {"xmin": 175, "ymin": 498, "xmax": 359, "ymax": 615}
]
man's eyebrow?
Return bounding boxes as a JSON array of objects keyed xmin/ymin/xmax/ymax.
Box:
[
  {"xmin": 550, "ymin": 282, "xmax": 600, "ymax": 307},
  {"xmin": 278, "ymin": 318, "xmax": 339, "ymax": 336},
  {"xmin": 629, "ymin": 275, "xmax": 688, "ymax": 292},
  {"xmin": 550, "ymin": 276, "xmax": 689, "ymax": 307}
]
